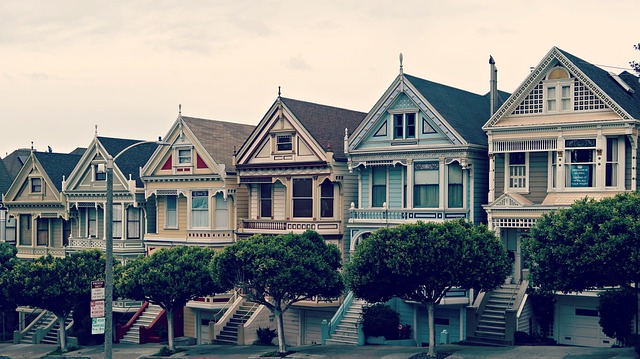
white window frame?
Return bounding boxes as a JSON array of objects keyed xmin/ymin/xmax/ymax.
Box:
[
  {"xmin": 447, "ymin": 162, "xmax": 464, "ymax": 209},
  {"xmin": 292, "ymin": 178, "xmax": 313, "ymax": 218},
  {"xmin": 112, "ymin": 203, "xmax": 123, "ymax": 239},
  {"xmin": 259, "ymin": 183, "xmax": 273, "ymax": 219},
  {"xmin": 164, "ymin": 195, "xmax": 178, "ymax": 229},
  {"xmin": 505, "ymin": 152, "xmax": 529, "ymax": 193},
  {"xmin": 275, "ymin": 134, "xmax": 293, "ymax": 152},
  {"xmin": 564, "ymin": 138, "xmax": 596, "ymax": 189},
  {"xmin": 176, "ymin": 147, "xmax": 193, "ymax": 165},
  {"xmin": 30, "ymin": 177, "xmax": 43, "ymax": 194},
  {"xmin": 605, "ymin": 137, "xmax": 624, "ymax": 189},
  {"xmin": 190, "ymin": 190, "xmax": 210, "ymax": 229},
  {"xmin": 391, "ymin": 111, "xmax": 417, "ymax": 140},
  {"xmin": 543, "ymin": 68, "xmax": 573, "ymax": 113},
  {"xmin": 413, "ymin": 162, "xmax": 439, "ymax": 208}
]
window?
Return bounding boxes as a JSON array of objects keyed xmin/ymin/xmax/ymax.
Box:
[
  {"xmin": 320, "ymin": 181, "xmax": 334, "ymax": 218},
  {"xmin": 87, "ymin": 208, "xmax": 97, "ymax": 237},
  {"xmin": 191, "ymin": 191, "xmax": 209, "ymax": 228},
  {"xmin": 372, "ymin": 167, "xmax": 386, "ymax": 207},
  {"xmin": 5, "ymin": 217, "xmax": 16, "ymax": 243},
  {"xmin": 37, "ymin": 218, "xmax": 48, "ymax": 246},
  {"xmin": 31, "ymin": 178, "xmax": 42, "ymax": 193},
  {"xmin": 165, "ymin": 195, "xmax": 177, "ymax": 228},
  {"xmin": 178, "ymin": 148, "xmax": 192, "ymax": 164},
  {"xmin": 508, "ymin": 152, "xmax": 527, "ymax": 191},
  {"xmin": 606, "ymin": 138, "xmax": 619, "ymax": 187},
  {"xmin": 127, "ymin": 208, "xmax": 141, "ymax": 239},
  {"xmin": 393, "ymin": 113, "xmax": 416, "ymax": 139},
  {"xmin": 277, "ymin": 134, "xmax": 292, "ymax": 151},
  {"xmin": 95, "ymin": 165, "xmax": 106, "ymax": 181},
  {"xmin": 62, "ymin": 220, "xmax": 70, "ymax": 246},
  {"xmin": 565, "ymin": 139, "xmax": 595, "ymax": 188},
  {"xmin": 112, "ymin": 204, "xmax": 122, "ymax": 238},
  {"xmin": 414, "ymin": 162, "xmax": 439, "ymax": 208},
  {"xmin": 20, "ymin": 214, "xmax": 31, "ymax": 245},
  {"xmin": 448, "ymin": 163, "xmax": 463, "ymax": 208},
  {"xmin": 260, "ymin": 184, "xmax": 273, "ymax": 218},
  {"xmin": 292, "ymin": 178, "xmax": 313, "ymax": 218},
  {"xmin": 544, "ymin": 68, "xmax": 572, "ymax": 113},
  {"xmin": 214, "ymin": 192, "xmax": 228, "ymax": 229}
]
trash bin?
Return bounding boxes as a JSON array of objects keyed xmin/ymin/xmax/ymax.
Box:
[{"xmin": 439, "ymin": 329, "xmax": 449, "ymax": 344}]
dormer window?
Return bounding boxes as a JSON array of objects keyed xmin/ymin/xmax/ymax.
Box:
[
  {"xmin": 94, "ymin": 164, "xmax": 106, "ymax": 181},
  {"xmin": 392, "ymin": 113, "xmax": 416, "ymax": 139},
  {"xmin": 277, "ymin": 134, "xmax": 292, "ymax": 152},
  {"xmin": 178, "ymin": 148, "xmax": 192, "ymax": 164},
  {"xmin": 544, "ymin": 67, "xmax": 573, "ymax": 113},
  {"xmin": 30, "ymin": 178, "xmax": 42, "ymax": 193}
]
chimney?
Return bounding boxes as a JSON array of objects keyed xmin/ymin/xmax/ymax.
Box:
[{"xmin": 489, "ymin": 55, "xmax": 498, "ymax": 115}]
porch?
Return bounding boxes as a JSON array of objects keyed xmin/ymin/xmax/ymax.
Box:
[
  {"xmin": 238, "ymin": 219, "xmax": 341, "ymax": 236},
  {"xmin": 349, "ymin": 208, "xmax": 469, "ymax": 224}
]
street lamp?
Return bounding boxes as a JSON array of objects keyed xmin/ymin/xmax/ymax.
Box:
[{"xmin": 104, "ymin": 139, "xmax": 168, "ymax": 359}]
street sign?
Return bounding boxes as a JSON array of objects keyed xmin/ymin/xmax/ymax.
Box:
[
  {"xmin": 92, "ymin": 317, "xmax": 105, "ymax": 335},
  {"xmin": 90, "ymin": 300, "xmax": 105, "ymax": 318},
  {"xmin": 91, "ymin": 280, "xmax": 105, "ymax": 301}
]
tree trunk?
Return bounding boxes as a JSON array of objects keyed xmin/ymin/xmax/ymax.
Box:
[
  {"xmin": 59, "ymin": 315, "xmax": 67, "ymax": 352},
  {"xmin": 427, "ymin": 301, "xmax": 436, "ymax": 357},
  {"xmin": 274, "ymin": 307, "xmax": 286, "ymax": 354},
  {"xmin": 166, "ymin": 309, "xmax": 175, "ymax": 351}
]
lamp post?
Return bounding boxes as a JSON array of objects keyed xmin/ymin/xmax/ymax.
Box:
[{"xmin": 103, "ymin": 140, "xmax": 167, "ymax": 359}]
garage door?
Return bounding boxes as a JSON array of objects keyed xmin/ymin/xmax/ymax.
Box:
[
  {"xmin": 303, "ymin": 310, "xmax": 334, "ymax": 345},
  {"xmin": 557, "ymin": 298, "xmax": 614, "ymax": 347}
]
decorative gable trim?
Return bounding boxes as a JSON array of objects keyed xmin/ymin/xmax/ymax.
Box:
[
  {"xmin": 485, "ymin": 47, "xmax": 633, "ymax": 129},
  {"xmin": 489, "ymin": 192, "xmax": 533, "ymax": 208}
]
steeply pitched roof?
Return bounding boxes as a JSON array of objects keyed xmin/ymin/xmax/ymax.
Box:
[
  {"xmin": 280, "ymin": 97, "xmax": 366, "ymax": 160},
  {"xmin": 404, "ymin": 74, "xmax": 506, "ymax": 146},
  {"xmin": 34, "ymin": 152, "xmax": 82, "ymax": 192},
  {"xmin": 181, "ymin": 116, "xmax": 255, "ymax": 170},
  {"xmin": 557, "ymin": 48, "xmax": 640, "ymax": 119},
  {"xmin": 97, "ymin": 137, "xmax": 157, "ymax": 186},
  {"xmin": 0, "ymin": 159, "xmax": 12, "ymax": 197},
  {"xmin": 2, "ymin": 149, "xmax": 31, "ymax": 180}
]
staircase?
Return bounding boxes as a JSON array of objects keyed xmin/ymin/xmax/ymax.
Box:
[
  {"xmin": 214, "ymin": 301, "xmax": 259, "ymax": 344},
  {"xmin": 325, "ymin": 298, "xmax": 366, "ymax": 345},
  {"xmin": 467, "ymin": 283, "xmax": 520, "ymax": 346},
  {"xmin": 20, "ymin": 311, "xmax": 73, "ymax": 345},
  {"xmin": 120, "ymin": 304, "xmax": 163, "ymax": 344}
]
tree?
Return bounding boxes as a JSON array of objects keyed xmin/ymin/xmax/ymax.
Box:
[
  {"xmin": 525, "ymin": 192, "xmax": 640, "ymax": 294},
  {"xmin": 0, "ymin": 243, "xmax": 18, "ymax": 340},
  {"xmin": 344, "ymin": 220, "xmax": 511, "ymax": 357},
  {"xmin": 116, "ymin": 246, "xmax": 220, "ymax": 351},
  {"xmin": 211, "ymin": 231, "xmax": 343, "ymax": 354},
  {"xmin": 631, "ymin": 43, "xmax": 640, "ymax": 76},
  {"xmin": 598, "ymin": 289, "xmax": 637, "ymax": 346},
  {"xmin": 7, "ymin": 250, "xmax": 105, "ymax": 351}
]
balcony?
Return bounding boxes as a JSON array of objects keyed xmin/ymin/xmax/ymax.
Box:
[
  {"xmin": 67, "ymin": 238, "xmax": 144, "ymax": 252},
  {"xmin": 239, "ymin": 219, "xmax": 341, "ymax": 236},
  {"xmin": 144, "ymin": 230, "xmax": 235, "ymax": 246},
  {"xmin": 16, "ymin": 246, "xmax": 66, "ymax": 259},
  {"xmin": 349, "ymin": 208, "xmax": 469, "ymax": 224}
]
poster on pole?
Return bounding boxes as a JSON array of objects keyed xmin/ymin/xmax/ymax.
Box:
[{"xmin": 92, "ymin": 317, "xmax": 105, "ymax": 334}]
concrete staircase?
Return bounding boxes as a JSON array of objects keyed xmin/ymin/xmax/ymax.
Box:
[
  {"xmin": 20, "ymin": 311, "xmax": 73, "ymax": 345},
  {"xmin": 120, "ymin": 304, "xmax": 163, "ymax": 344},
  {"xmin": 214, "ymin": 301, "xmax": 259, "ymax": 344},
  {"xmin": 325, "ymin": 298, "xmax": 366, "ymax": 345},
  {"xmin": 467, "ymin": 283, "xmax": 520, "ymax": 346}
]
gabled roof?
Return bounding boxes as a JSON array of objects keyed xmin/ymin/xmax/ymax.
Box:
[
  {"xmin": 97, "ymin": 137, "xmax": 157, "ymax": 186},
  {"xmin": 0, "ymin": 159, "xmax": 12, "ymax": 197},
  {"xmin": 2, "ymin": 148, "xmax": 31, "ymax": 180},
  {"xmin": 33, "ymin": 152, "xmax": 82, "ymax": 191},
  {"xmin": 557, "ymin": 48, "xmax": 640, "ymax": 119},
  {"xmin": 485, "ymin": 46, "xmax": 640, "ymax": 129},
  {"xmin": 404, "ymin": 74, "xmax": 507, "ymax": 146},
  {"xmin": 280, "ymin": 97, "xmax": 366, "ymax": 160},
  {"xmin": 181, "ymin": 116, "xmax": 255, "ymax": 169}
]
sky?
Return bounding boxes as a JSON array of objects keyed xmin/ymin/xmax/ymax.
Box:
[{"xmin": 1, "ymin": 0, "xmax": 638, "ymax": 157}]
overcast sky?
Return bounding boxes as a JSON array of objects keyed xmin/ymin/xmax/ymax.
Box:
[{"xmin": 1, "ymin": 0, "xmax": 638, "ymax": 157}]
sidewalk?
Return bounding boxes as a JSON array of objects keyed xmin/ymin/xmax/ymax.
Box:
[{"xmin": 0, "ymin": 342, "xmax": 637, "ymax": 359}]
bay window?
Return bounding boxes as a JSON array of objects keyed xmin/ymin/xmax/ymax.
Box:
[
  {"xmin": 293, "ymin": 178, "xmax": 313, "ymax": 218},
  {"xmin": 414, "ymin": 162, "xmax": 439, "ymax": 208},
  {"xmin": 565, "ymin": 139, "xmax": 596, "ymax": 188},
  {"xmin": 191, "ymin": 191, "xmax": 209, "ymax": 228}
]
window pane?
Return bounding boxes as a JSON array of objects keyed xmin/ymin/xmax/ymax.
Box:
[
  {"xmin": 406, "ymin": 113, "xmax": 416, "ymax": 138},
  {"xmin": 320, "ymin": 181, "xmax": 334, "ymax": 218},
  {"xmin": 448, "ymin": 163, "xmax": 463, "ymax": 208},
  {"xmin": 88, "ymin": 208, "xmax": 97, "ymax": 237},
  {"xmin": 166, "ymin": 195, "xmax": 177, "ymax": 228},
  {"xmin": 277, "ymin": 135, "xmax": 292, "ymax": 151},
  {"xmin": 191, "ymin": 191, "xmax": 209, "ymax": 227},
  {"xmin": 393, "ymin": 114, "xmax": 403, "ymax": 139},
  {"xmin": 372, "ymin": 167, "xmax": 386, "ymax": 207},
  {"xmin": 260, "ymin": 184, "xmax": 272, "ymax": 218},
  {"xmin": 178, "ymin": 149, "xmax": 191, "ymax": 163},
  {"xmin": 293, "ymin": 179, "xmax": 312, "ymax": 197},
  {"xmin": 293, "ymin": 179, "xmax": 313, "ymax": 217},
  {"xmin": 37, "ymin": 218, "xmax": 48, "ymax": 246},
  {"xmin": 113, "ymin": 204, "xmax": 122, "ymax": 238},
  {"xmin": 293, "ymin": 199, "xmax": 313, "ymax": 217},
  {"xmin": 31, "ymin": 178, "xmax": 42, "ymax": 193},
  {"xmin": 509, "ymin": 152, "xmax": 525, "ymax": 165},
  {"xmin": 127, "ymin": 208, "xmax": 141, "ymax": 238},
  {"xmin": 414, "ymin": 163, "xmax": 439, "ymax": 208},
  {"xmin": 6, "ymin": 217, "xmax": 16, "ymax": 242}
]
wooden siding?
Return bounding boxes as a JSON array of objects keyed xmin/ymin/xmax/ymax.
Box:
[
  {"xmin": 249, "ymin": 184, "xmax": 258, "ymax": 220},
  {"xmin": 283, "ymin": 309, "xmax": 301, "ymax": 347},
  {"xmin": 184, "ymin": 308, "xmax": 196, "ymax": 338},
  {"xmin": 360, "ymin": 170, "xmax": 370, "ymax": 208},
  {"xmin": 522, "ymin": 152, "xmax": 548, "ymax": 204},
  {"xmin": 145, "ymin": 196, "xmax": 156, "ymax": 234},
  {"xmin": 472, "ymin": 154, "xmax": 489, "ymax": 224},
  {"xmin": 625, "ymin": 138, "xmax": 632, "ymax": 190},
  {"xmin": 302, "ymin": 309, "xmax": 335, "ymax": 345},
  {"xmin": 235, "ymin": 184, "xmax": 249, "ymax": 230},
  {"xmin": 335, "ymin": 163, "xmax": 357, "ymax": 262},
  {"xmin": 517, "ymin": 298, "xmax": 533, "ymax": 334},
  {"xmin": 416, "ymin": 306, "xmax": 462, "ymax": 345},
  {"xmin": 388, "ymin": 166, "xmax": 403, "ymax": 209},
  {"xmin": 494, "ymin": 154, "xmax": 505, "ymax": 199},
  {"xmin": 274, "ymin": 182, "xmax": 286, "ymax": 220}
]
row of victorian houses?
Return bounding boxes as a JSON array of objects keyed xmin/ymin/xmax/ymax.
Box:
[{"xmin": 1, "ymin": 46, "xmax": 639, "ymax": 348}]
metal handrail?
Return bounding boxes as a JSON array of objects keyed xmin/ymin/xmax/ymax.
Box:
[
  {"xmin": 15, "ymin": 307, "xmax": 41, "ymax": 332},
  {"xmin": 213, "ymin": 293, "xmax": 237, "ymax": 322},
  {"xmin": 239, "ymin": 301, "xmax": 260, "ymax": 322}
]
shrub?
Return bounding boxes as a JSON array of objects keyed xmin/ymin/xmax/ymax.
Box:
[
  {"xmin": 361, "ymin": 303, "xmax": 400, "ymax": 340},
  {"xmin": 529, "ymin": 290, "xmax": 555, "ymax": 337},
  {"xmin": 598, "ymin": 289, "xmax": 638, "ymax": 346},
  {"xmin": 256, "ymin": 327, "xmax": 277, "ymax": 345}
]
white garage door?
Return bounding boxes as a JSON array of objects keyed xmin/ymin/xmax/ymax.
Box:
[
  {"xmin": 557, "ymin": 298, "xmax": 614, "ymax": 347},
  {"xmin": 303, "ymin": 310, "xmax": 334, "ymax": 345}
]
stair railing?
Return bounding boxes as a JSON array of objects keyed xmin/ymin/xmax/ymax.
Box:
[
  {"xmin": 116, "ymin": 301, "xmax": 149, "ymax": 342},
  {"xmin": 212, "ymin": 295, "xmax": 245, "ymax": 341},
  {"xmin": 13, "ymin": 309, "xmax": 48, "ymax": 344},
  {"xmin": 327, "ymin": 291, "xmax": 354, "ymax": 336},
  {"xmin": 34, "ymin": 312, "xmax": 60, "ymax": 344},
  {"xmin": 212, "ymin": 293, "xmax": 236, "ymax": 322}
]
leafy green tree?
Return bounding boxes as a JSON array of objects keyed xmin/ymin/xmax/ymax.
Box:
[
  {"xmin": 116, "ymin": 246, "xmax": 220, "ymax": 351},
  {"xmin": 344, "ymin": 220, "xmax": 511, "ymax": 357},
  {"xmin": 0, "ymin": 242, "xmax": 18, "ymax": 340},
  {"xmin": 7, "ymin": 250, "xmax": 105, "ymax": 351},
  {"xmin": 598, "ymin": 289, "xmax": 637, "ymax": 346},
  {"xmin": 211, "ymin": 231, "xmax": 343, "ymax": 354},
  {"xmin": 525, "ymin": 192, "xmax": 640, "ymax": 293}
]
